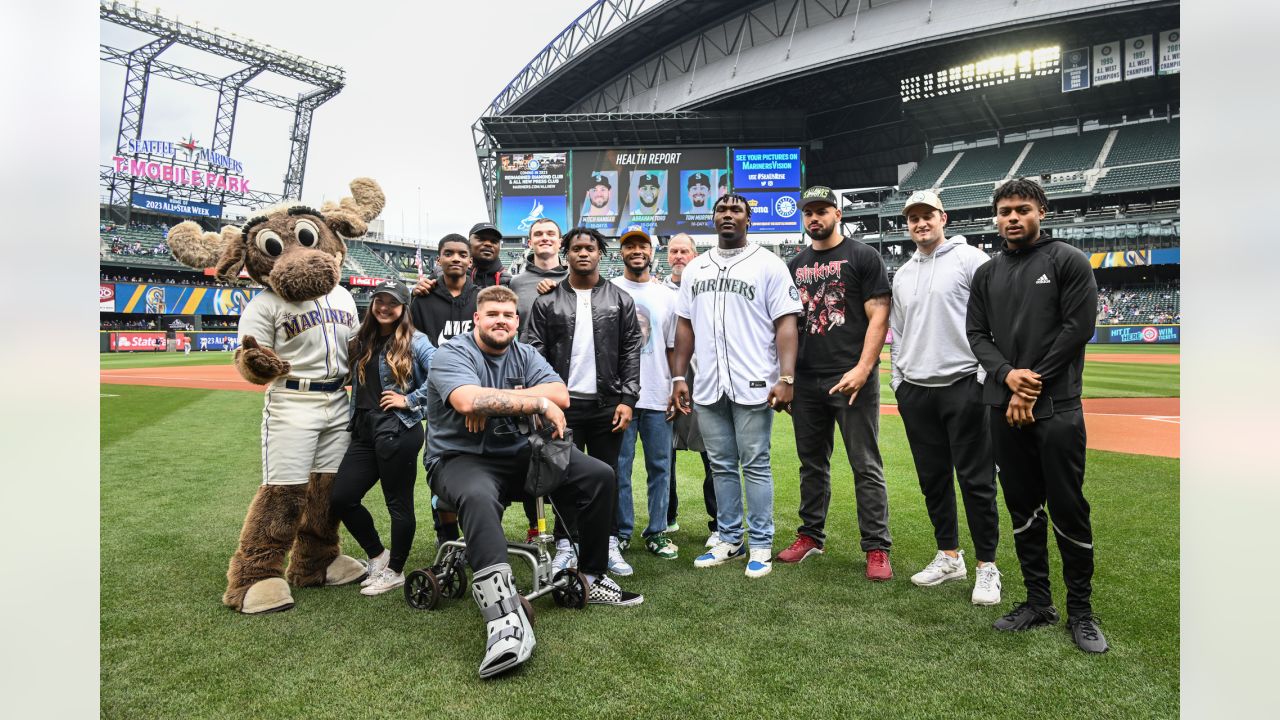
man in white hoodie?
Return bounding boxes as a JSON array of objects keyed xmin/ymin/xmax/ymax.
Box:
[{"xmin": 890, "ymin": 190, "xmax": 1002, "ymax": 605}]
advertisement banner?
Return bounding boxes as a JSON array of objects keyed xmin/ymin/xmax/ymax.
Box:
[
  {"xmin": 100, "ymin": 283, "xmax": 115, "ymax": 312},
  {"xmin": 109, "ymin": 331, "xmax": 168, "ymax": 351},
  {"xmin": 496, "ymin": 152, "xmax": 569, "ymax": 237},
  {"xmin": 161, "ymin": 314, "xmax": 197, "ymax": 331},
  {"xmin": 192, "ymin": 332, "xmax": 241, "ymax": 351},
  {"xmin": 730, "ymin": 148, "xmax": 804, "ymax": 233},
  {"xmin": 1092, "ymin": 325, "xmax": 1180, "ymax": 344},
  {"xmin": 1093, "ymin": 42, "xmax": 1122, "ymax": 85},
  {"xmin": 736, "ymin": 191, "xmax": 803, "ymax": 233},
  {"xmin": 1151, "ymin": 247, "xmax": 1180, "ymax": 265},
  {"xmin": 1061, "ymin": 47, "xmax": 1091, "ymax": 92},
  {"xmin": 114, "ymin": 283, "xmax": 259, "ymax": 315},
  {"xmin": 572, "ymin": 147, "xmax": 729, "ymax": 236},
  {"xmin": 1158, "ymin": 29, "xmax": 1180, "ymax": 75},
  {"xmin": 131, "ymin": 192, "xmax": 223, "ymax": 219},
  {"xmin": 347, "ymin": 276, "xmax": 387, "ymax": 287},
  {"xmin": 1088, "ymin": 249, "xmax": 1151, "ymax": 268},
  {"xmin": 1124, "ymin": 36, "xmax": 1155, "ymax": 80}
]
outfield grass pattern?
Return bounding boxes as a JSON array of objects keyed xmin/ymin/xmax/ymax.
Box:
[{"xmin": 102, "ymin": 384, "xmax": 1178, "ymax": 719}]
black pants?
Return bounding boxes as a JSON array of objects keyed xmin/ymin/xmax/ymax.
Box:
[
  {"xmin": 669, "ymin": 450, "xmax": 716, "ymax": 531},
  {"xmin": 331, "ymin": 413, "xmax": 424, "ymax": 574},
  {"xmin": 551, "ymin": 399, "xmax": 624, "ymax": 541},
  {"xmin": 791, "ymin": 372, "xmax": 891, "ymax": 551},
  {"xmin": 432, "ymin": 445, "xmax": 615, "ymax": 576},
  {"xmin": 896, "ymin": 376, "xmax": 999, "ymax": 562},
  {"xmin": 989, "ymin": 405, "xmax": 1094, "ymax": 616}
]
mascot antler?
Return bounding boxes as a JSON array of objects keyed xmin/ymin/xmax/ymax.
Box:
[
  {"xmin": 168, "ymin": 223, "xmax": 245, "ymax": 282},
  {"xmin": 321, "ymin": 177, "xmax": 386, "ymax": 238}
]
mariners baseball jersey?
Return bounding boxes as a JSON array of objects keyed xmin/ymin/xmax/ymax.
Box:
[
  {"xmin": 237, "ymin": 285, "xmax": 359, "ymax": 381},
  {"xmin": 676, "ymin": 244, "xmax": 802, "ymax": 406}
]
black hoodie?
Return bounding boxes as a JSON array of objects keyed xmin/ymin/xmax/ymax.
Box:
[
  {"xmin": 966, "ymin": 234, "xmax": 1097, "ymax": 413},
  {"xmin": 410, "ymin": 278, "xmax": 480, "ymax": 348}
]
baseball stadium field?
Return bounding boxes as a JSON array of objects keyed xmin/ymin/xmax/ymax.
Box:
[{"xmin": 101, "ymin": 346, "xmax": 1178, "ymax": 719}]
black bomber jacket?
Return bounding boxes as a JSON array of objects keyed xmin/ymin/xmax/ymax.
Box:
[{"xmin": 522, "ymin": 276, "xmax": 642, "ymax": 408}]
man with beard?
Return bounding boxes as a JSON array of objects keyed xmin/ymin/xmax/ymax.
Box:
[
  {"xmin": 967, "ymin": 178, "xmax": 1105, "ymax": 653},
  {"xmin": 777, "ymin": 186, "xmax": 894, "ymax": 583},
  {"xmin": 686, "ymin": 172, "xmax": 711, "ymax": 212},
  {"xmin": 663, "ymin": 234, "xmax": 718, "ymax": 546},
  {"xmin": 669, "ymin": 194, "xmax": 802, "ymax": 579},
  {"xmin": 890, "ymin": 190, "xmax": 1002, "ymax": 606},
  {"xmin": 584, "ymin": 173, "xmax": 614, "ymax": 217},
  {"xmin": 634, "ymin": 173, "xmax": 664, "ymax": 217},
  {"xmin": 426, "ymin": 285, "xmax": 642, "ymax": 679},
  {"xmin": 611, "ymin": 229, "xmax": 680, "ymax": 560},
  {"xmin": 413, "ymin": 223, "xmax": 511, "ymax": 298},
  {"xmin": 524, "ymin": 228, "xmax": 643, "ymax": 577}
]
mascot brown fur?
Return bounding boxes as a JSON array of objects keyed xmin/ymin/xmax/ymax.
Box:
[{"xmin": 169, "ymin": 178, "xmax": 385, "ymax": 614}]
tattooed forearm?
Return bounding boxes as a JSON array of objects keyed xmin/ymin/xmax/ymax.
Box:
[{"xmin": 472, "ymin": 391, "xmax": 541, "ymax": 417}]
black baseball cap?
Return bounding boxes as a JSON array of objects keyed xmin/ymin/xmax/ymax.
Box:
[
  {"xmin": 798, "ymin": 185, "xmax": 838, "ymax": 211},
  {"xmin": 469, "ymin": 222, "xmax": 502, "ymax": 240},
  {"xmin": 687, "ymin": 172, "xmax": 710, "ymax": 188},
  {"xmin": 638, "ymin": 173, "xmax": 661, "ymax": 188},
  {"xmin": 371, "ymin": 279, "xmax": 410, "ymax": 305},
  {"xmin": 591, "ymin": 173, "xmax": 612, "ymax": 189}
]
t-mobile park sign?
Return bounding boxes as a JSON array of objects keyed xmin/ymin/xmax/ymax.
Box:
[{"xmin": 111, "ymin": 137, "xmax": 251, "ymax": 194}]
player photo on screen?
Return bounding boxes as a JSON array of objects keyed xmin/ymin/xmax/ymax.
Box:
[
  {"xmin": 626, "ymin": 170, "xmax": 667, "ymax": 220},
  {"xmin": 580, "ymin": 171, "xmax": 618, "ymax": 219},
  {"xmin": 680, "ymin": 170, "xmax": 714, "ymax": 214}
]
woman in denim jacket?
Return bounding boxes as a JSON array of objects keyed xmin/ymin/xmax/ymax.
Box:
[{"xmin": 332, "ymin": 280, "xmax": 435, "ymax": 596}]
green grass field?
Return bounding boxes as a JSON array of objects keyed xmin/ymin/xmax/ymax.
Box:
[
  {"xmin": 101, "ymin": 377, "xmax": 1179, "ymax": 718},
  {"xmin": 101, "ymin": 352, "xmax": 235, "ymax": 369}
]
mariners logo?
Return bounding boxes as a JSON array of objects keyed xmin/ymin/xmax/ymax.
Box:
[
  {"xmin": 788, "ymin": 285, "xmax": 800, "ymax": 301},
  {"xmin": 775, "ymin": 195, "xmax": 798, "ymax": 218}
]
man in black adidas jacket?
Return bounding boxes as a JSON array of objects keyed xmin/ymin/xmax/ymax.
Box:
[{"xmin": 966, "ymin": 178, "xmax": 1107, "ymax": 654}]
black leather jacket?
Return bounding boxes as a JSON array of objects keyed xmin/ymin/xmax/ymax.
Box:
[{"xmin": 522, "ymin": 276, "xmax": 642, "ymax": 408}]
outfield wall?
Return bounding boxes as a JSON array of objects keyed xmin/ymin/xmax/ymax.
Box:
[{"xmin": 1090, "ymin": 324, "xmax": 1180, "ymax": 344}]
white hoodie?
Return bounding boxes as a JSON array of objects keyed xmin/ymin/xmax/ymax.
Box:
[{"xmin": 889, "ymin": 235, "xmax": 990, "ymax": 389}]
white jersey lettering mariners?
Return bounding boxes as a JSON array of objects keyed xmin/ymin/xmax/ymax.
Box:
[
  {"xmin": 237, "ymin": 285, "xmax": 359, "ymax": 380},
  {"xmin": 676, "ymin": 245, "xmax": 802, "ymax": 406}
]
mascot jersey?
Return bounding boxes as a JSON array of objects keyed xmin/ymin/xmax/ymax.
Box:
[{"xmin": 237, "ymin": 285, "xmax": 359, "ymax": 380}]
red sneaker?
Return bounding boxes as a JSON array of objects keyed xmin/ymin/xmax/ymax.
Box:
[
  {"xmin": 866, "ymin": 549, "xmax": 893, "ymax": 581},
  {"xmin": 526, "ymin": 527, "xmax": 539, "ymax": 543},
  {"xmin": 776, "ymin": 535, "xmax": 824, "ymax": 564}
]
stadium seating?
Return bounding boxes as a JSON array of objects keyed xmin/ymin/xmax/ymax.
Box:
[
  {"xmin": 938, "ymin": 184, "xmax": 995, "ymax": 210},
  {"xmin": 1092, "ymin": 161, "xmax": 1180, "ymax": 193},
  {"xmin": 344, "ymin": 240, "xmax": 401, "ymax": 278},
  {"xmin": 900, "ymin": 152, "xmax": 958, "ymax": 191},
  {"xmin": 1096, "ymin": 286, "xmax": 1180, "ymax": 325},
  {"xmin": 1104, "ymin": 120, "xmax": 1180, "ymax": 166},
  {"xmin": 1016, "ymin": 133, "xmax": 1108, "ymax": 176},
  {"xmin": 941, "ymin": 144, "xmax": 1023, "ymax": 185}
]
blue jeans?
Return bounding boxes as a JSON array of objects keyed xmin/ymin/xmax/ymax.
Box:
[
  {"xmin": 616, "ymin": 409, "xmax": 673, "ymax": 539},
  {"xmin": 695, "ymin": 396, "xmax": 775, "ymax": 550}
]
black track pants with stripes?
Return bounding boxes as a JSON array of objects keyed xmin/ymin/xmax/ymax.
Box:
[{"xmin": 990, "ymin": 406, "xmax": 1095, "ymax": 617}]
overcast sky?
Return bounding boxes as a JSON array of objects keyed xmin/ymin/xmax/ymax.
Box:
[{"xmin": 101, "ymin": 1, "xmax": 595, "ymax": 245}]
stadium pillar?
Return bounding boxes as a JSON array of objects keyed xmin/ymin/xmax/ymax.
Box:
[
  {"xmin": 208, "ymin": 65, "xmax": 265, "ymax": 206},
  {"xmin": 109, "ymin": 35, "xmax": 176, "ymax": 226},
  {"xmin": 282, "ymin": 86, "xmax": 340, "ymax": 200}
]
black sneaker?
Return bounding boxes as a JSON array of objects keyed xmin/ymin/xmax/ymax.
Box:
[
  {"xmin": 587, "ymin": 575, "xmax": 644, "ymax": 607},
  {"xmin": 1067, "ymin": 614, "xmax": 1109, "ymax": 653},
  {"xmin": 992, "ymin": 601, "xmax": 1060, "ymax": 631}
]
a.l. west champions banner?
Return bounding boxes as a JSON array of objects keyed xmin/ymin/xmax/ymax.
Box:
[
  {"xmin": 1061, "ymin": 47, "xmax": 1091, "ymax": 92},
  {"xmin": 572, "ymin": 147, "xmax": 729, "ymax": 236},
  {"xmin": 1124, "ymin": 36, "xmax": 1155, "ymax": 80},
  {"xmin": 1092, "ymin": 41, "xmax": 1122, "ymax": 86},
  {"xmin": 113, "ymin": 283, "xmax": 259, "ymax": 315},
  {"xmin": 1158, "ymin": 30, "xmax": 1180, "ymax": 75},
  {"xmin": 497, "ymin": 153, "xmax": 569, "ymax": 238}
]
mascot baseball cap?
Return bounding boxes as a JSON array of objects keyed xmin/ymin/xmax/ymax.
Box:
[
  {"xmin": 591, "ymin": 173, "xmax": 612, "ymax": 189},
  {"xmin": 371, "ymin": 279, "xmax": 410, "ymax": 305},
  {"xmin": 638, "ymin": 173, "xmax": 661, "ymax": 188},
  {"xmin": 902, "ymin": 190, "xmax": 944, "ymax": 215},
  {"xmin": 619, "ymin": 228, "xmax": 652, "ymax": 246},
  {"xmin": 687, "ymin": 172, "xmax": 710, "ymax": 188},
  {"xmin": 469, "ymin": 222, "xmax": 502, "ymax": 240},
  {"xmin": 798, "ymin": 186, "xmax": 839, "ymax": 212}
]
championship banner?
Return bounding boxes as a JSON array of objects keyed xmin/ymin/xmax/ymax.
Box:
[
  {"xmin": 1092, "ymin": 42, "xmax": 1122, "ymax": 86},
  {"xmin": 109, "ymin": 331, "xmax": 168, "ymax": 351},
  {"xmin": 131, "ymin": 192, "xmax": 223, "ymax": 219},
  {"xmin": 114, "ymin": 283, "xmax": 259, "ymax": 315},
  {"xmin": 731, "ymin": 148, "xmax": 803, "ymax": 232},
  {"xmin": 1124, "ymin": 36, "xmax": 1155, "ymax": 80},
  {"xmin": 496, "ymin": 152, "xmax": 569, "ymax": 238},
  {"xmin": 1158, "ymin": 29, "xmax": 1180, "ymax": 75},
  {"xmin": 100, "ymin": 283, "xmax": 115, "ymax": 312},
  {"xmin": 1089, "ymin": 249, "xmax": 1151, "ymax": 268},
  {"xmin": 572, "ymin": 147, "xmax": 729, "ymax": 236},
  {"xmin": 1061, "ymin": 47, "xmax": 1091, "ymax": 92}
]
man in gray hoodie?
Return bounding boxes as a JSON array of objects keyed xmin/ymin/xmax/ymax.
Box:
[
  {"xmin": 511, "ymin": 218, "xmax": 569, "ymax": 324},
  {"xmin": 890, "ymin": 190, "xmax": 1001, "ymax": 606}
]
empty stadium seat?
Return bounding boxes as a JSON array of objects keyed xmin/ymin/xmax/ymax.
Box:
[{"xmin": 1017, "ymin": 132, "xmax": 1109, "ymax": 176}]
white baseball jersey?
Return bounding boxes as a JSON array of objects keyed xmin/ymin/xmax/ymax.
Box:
[
  {"xmin": 237, "ymin": 285, "xmax": 359, "ymax": 381},
  {"xmin": 676, "ymin": 244, "xmax": 802, "ymax": 406}
]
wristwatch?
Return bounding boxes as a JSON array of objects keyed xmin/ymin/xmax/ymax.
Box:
[{"xmin": 778, "ymin": 375, "xmax": 794, "ymax": 385}]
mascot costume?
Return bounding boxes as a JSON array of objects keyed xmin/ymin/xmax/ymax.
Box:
[{"xmin": 169, "ymin": 178, "xmax": 384, "ymax": 614}]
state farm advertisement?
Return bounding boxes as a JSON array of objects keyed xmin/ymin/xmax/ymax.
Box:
[
  {"xmin": 109, "ymin": 332, "xmax": 168, "ymax": 351},
  {"xmin": 100, "ymin": 283, "xmax": 115, "ymax": 312}
]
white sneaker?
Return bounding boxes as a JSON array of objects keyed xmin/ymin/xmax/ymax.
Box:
[
  {"xmin": 360, "ymin": 568, "xmax": 405, "ymax": 596},
  {"xmin": 704, "ymin": 531, "xmax": 721, "ymax": 548},
  {"xmin": 360, "ymin": 549, "xmax": 390, "ymax": 587},
  {"xmin": 745, "ymin": 548, "xmax": 772, "ymax": 578},
  {"xmin": 910, "ymin": 550, "xmax": 967, "ymax": 587},
  {"xmin": 971, "ymin": 563, "xmax": 1002, "ymax": 606},
  {"xmin": 693, "ymin": 540, "xmax": 746, "ymax": 568},
  {"xmin": 551, "ymin": 538, "xmax": 576, "ymax": 575},
  {"xmin": 607, "ymin": 536, "xmax": 634, "ymax": 576}
]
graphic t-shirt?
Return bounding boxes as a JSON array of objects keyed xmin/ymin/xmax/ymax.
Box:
[
  {"xmin": 787, "ymin": 237, "xmax": 891, "ymax": 375},
  {"xmin": 611, "ymin": 276, "xmax": 677, "ymax": 411}
]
